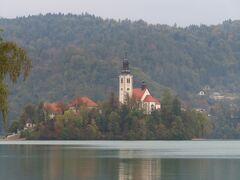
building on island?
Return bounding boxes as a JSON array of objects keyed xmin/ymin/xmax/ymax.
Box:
[
  {"xmin": 43, "ymin": 96, "xmax": 98, "ymax": 119},
  {"xmin": 132, "ymin": 83, "xmax": 161, "ymax": 114},
  {"xmin": 24, "ymin": 118, "xmax": 35, "ymax": 130},
  {"xmin": 210, "ymin": 92, "xmax": 225, "ymax": 100},
  {"xmin": 43, "ymin": 102, "xmax": 63, "ymax": 113},
  {"xmin": 119, "ymin": 56, "xmax": 161, "ymax": 114},
  {"xmin": 43, "ymin": 102, "xmax": 64, "ymax": 119},
  {"xmin": 68, "ymin": 96, "xmax": 98, "ymax": 111},
  {"xmin": 198, "ymin": 90, "xmax": 206, "ymax": 96}
]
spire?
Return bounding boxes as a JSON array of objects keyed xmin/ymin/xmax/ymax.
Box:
[
  {"xmin": 121, "ymin": 52, "xmax": 130, "ymax": 74},
  {"xmin": 141, "ymin": 81, "xmax": 147, "ymax": 90}
]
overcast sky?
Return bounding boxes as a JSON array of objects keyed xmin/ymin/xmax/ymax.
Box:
[{"xmin": 1, "ymin": 0, "xmax": 240, "ymax": 26}]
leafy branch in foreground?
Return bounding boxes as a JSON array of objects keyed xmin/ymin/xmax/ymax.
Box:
[{"xmin": 0, "ymin": 35, "xmax": 31, "ymax": 128}]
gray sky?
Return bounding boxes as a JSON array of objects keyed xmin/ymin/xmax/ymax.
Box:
[{"xmin": 1, "ymin": 0, "xmax": 240, "ymax": 26}]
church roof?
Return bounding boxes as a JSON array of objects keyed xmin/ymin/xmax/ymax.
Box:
[
  {"xmin": 69, "ymin": 96, "xmax": 98, "ymax": 108},
  {"xmin": 133, "ymin": 88, "xmax": 146, "ymax": 100},
  {"xmin": 143, "ymin": 95, "xmax": 161, "ymax": 105},
  {"xmin": 133, "ymin": 87, "xmax": 160, "ymax": 105}
]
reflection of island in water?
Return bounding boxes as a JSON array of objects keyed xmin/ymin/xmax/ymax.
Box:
[
  {"xmin": 43, "ymin": 147, "xmax": 163, "ymax": 180},
  {"xmin": 0, "ymin": 145, "xmax": 240, "ymax": 180},
  {"xmin": 118, "ymin": 158, "xmax": 161, "ymax": 180}
]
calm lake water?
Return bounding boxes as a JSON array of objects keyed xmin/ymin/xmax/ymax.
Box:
[{"xmin": 1, "ymin": 141, "xmax": 240, "ymax": 180}]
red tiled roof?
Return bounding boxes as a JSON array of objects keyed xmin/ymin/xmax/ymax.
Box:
[
  {"xmin": 143, "ymin": 95, "xmax": 160, "ymax": 105},
  {"xmin": 133, "ymin": 88, "xmax": 146, "ymax": 100},
  {"xmin": 69, "ymin": 96, "xmax": 98, "ymax": 108},
  {"xmin": 43, "ymin": 102, "xmax": 62, "ymax": 112}
]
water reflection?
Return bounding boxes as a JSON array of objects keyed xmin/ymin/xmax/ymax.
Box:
[
  {"xmin": 0, "ymin": 144, "xmax": 240, "ymax": 180},
  {"xmin": 42, "ymin": 146, "xmax": 99, "ymax": 180},
  {"xmin": 118, "ymin": 159, "xmax": 161, "ymax": 180}
]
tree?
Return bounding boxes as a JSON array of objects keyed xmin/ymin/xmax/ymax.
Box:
[
  {"xmin": 107, "ymin": 111, "xmax": 120, "ymax": 136},
  {"xmin": 8, "ymin": 121, "xmax": 20, "ymax": 133},
  {"xmin": 161, "ymin": 90, "xmax": 174, "ymax": 127},
  {"xmin": 171, "ymin": 117, "xmax": 185, "ymax": 139},
  {"xmin": 0, "ymin": 34, "xmax": 31, "ymax": 127},
  {"xmin": 172, "ymin": 97, "xmax": 181, "ymax": 116}
]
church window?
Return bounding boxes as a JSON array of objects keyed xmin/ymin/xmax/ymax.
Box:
[{"xmin": 127, "ymin": 78, "xmax": 130, "ymax": 83}]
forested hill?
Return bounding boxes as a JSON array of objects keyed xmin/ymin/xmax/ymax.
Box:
[{"xmin": 0, "ymin": 14, "xmax": 240, "ymax": 121}]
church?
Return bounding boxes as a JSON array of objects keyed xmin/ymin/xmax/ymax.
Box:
[{"xmin": 118, "ymin": 56, "xmax": 161, "ymax": 114}]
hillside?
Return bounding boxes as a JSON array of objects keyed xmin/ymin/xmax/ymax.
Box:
[{"xmin": 0, "ymin": 14, "xmax": 240, "ymax": 122}]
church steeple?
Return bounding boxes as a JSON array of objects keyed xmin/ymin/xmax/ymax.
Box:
[{"xmin": 119, "ymin": 53, "xmax": 133, "ymax": 104}]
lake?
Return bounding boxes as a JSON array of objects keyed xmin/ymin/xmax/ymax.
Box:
[{"xmin": 0, "ymin": 141, "xmax": 240, "ymax": 180}]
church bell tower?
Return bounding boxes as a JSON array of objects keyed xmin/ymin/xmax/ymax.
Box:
[{"xmin": 119, "ymin": 55, "xmax": 133, "ymax": 104}]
